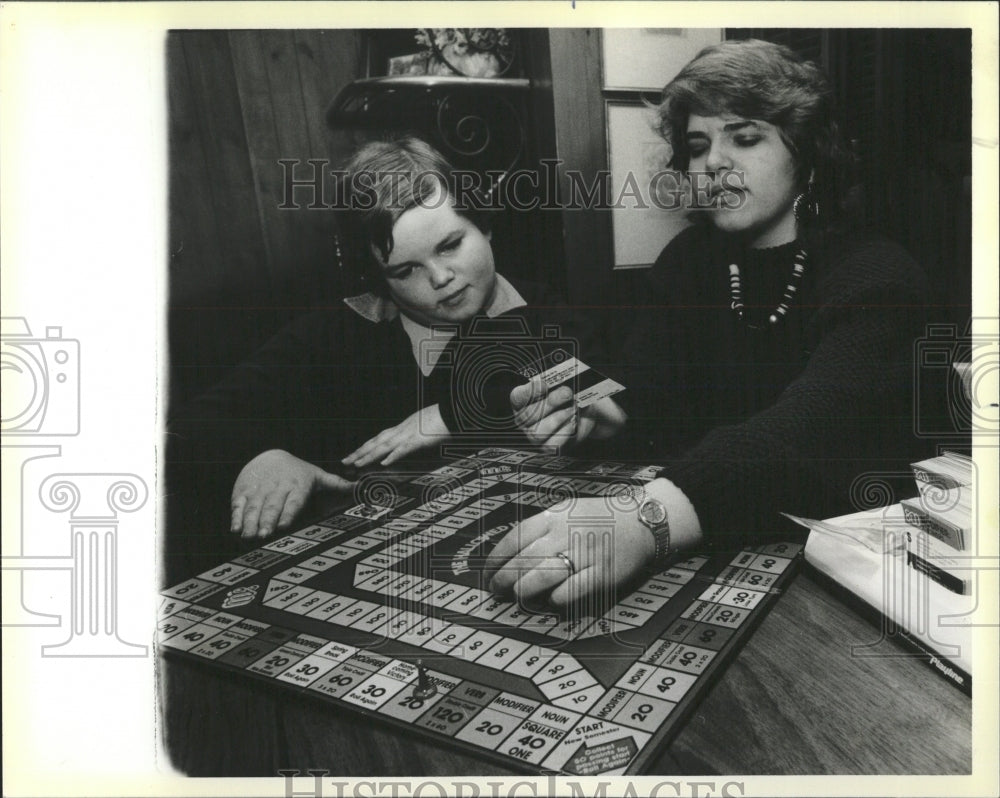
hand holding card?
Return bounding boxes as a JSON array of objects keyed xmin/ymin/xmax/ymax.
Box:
[
  {"xmin": 511, "ymin": 351, "xmax": 627, "ymax": 448},
  {"xmin": 510, "ymin": 375, "xmax": 576, "ymax": 446},
  {"xmin": 516, "ymin": 349, "xmax": 625, "ymax": 409}
]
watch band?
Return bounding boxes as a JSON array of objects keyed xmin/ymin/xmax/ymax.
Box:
[{"xmin": 637, "ymin": 496, "xmax": 671, "ymax": 568}]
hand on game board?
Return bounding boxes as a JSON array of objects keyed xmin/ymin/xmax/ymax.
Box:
[
  {"xmin": 342, "ymin": 403, "xmax": 450, "ymax": 469},
  {"xmin": 231, "ymin": 449, "xmax": 353, "ymax": 539},
  {"xmin": 483, "ymin": 496, "xmax": 655, "ymax": 610},
  {"xmin": 510, "ymin": 376, "xmax": 627, "ymax": 448}
]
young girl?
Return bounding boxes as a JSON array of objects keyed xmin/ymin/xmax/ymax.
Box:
[
  {"xmin": 164, "ymin": 137, "xmax": 592, "ymax": 574},
  {"xmin": 487, "ymin": 39, "xmax": 931, "ymax": 607}
]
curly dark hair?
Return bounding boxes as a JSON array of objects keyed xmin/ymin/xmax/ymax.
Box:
[
  {"xmin": 335, "ymin": 137, "xmax": 493, "ymax": 296},
  {"xmin": 655, "ymin": 39, "xmax": 861, "ymax": 237}
]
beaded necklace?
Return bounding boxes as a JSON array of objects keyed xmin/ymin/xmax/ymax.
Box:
[{"xmin": 728, "ymin": 247, "xmax": 807, "ymax": 329}]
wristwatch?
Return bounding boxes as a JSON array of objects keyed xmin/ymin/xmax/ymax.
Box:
[{"xmin": 637, "ymin": 497, "xmax": 671, "ymax": 567}]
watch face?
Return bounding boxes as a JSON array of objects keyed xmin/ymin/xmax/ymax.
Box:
[{"xmin": 640, "ymin": 499, "xmax": 667, "ymax": 526}]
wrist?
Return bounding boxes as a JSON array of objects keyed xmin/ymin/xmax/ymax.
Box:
[
  {"xmin": 424, "ymin": 403, "xmax": 448, "ymax": 435},
  {"xmin": 627, "ymin": 477, "xmax": 703, "ymax": 565},
  {"xmin": 634, "ymin": 492, "xmax": 671, "ymax": 568}
]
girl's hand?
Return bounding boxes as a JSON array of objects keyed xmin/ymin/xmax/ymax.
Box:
[
  {"xmin": 510, "ymin": 377, "xmax": 627, "ymax": 448},
  {"xmin": 342, "ymin": 404, "xmax": 450, "ymax": 469},
  {"xmin": 231, "ymin": 449, "xmax": 353, "ymax": 539},
  {"xmin": 577, "ymin": 396, "xmax": 627, "ymax": 441},
  {"xmin": 483, "ymin": 496, "xmax": 655, "ymax": 610},
  {"xmin": 510, "ymin": 376, "xmax": 576, "ymax": 447}
]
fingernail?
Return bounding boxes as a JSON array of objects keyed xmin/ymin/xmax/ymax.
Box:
[{"xmin": 259, "ymin": 526, "xmax": 270, "ymax": 537}]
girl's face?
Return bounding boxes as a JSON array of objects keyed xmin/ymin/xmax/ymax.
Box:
[
  {"xmin": 686, "ymin": 113, "xmax": 801, "ymax": 248},
  {"xmin": 378, "ymin": 185, "xmax": 498, "ymax": 327}
]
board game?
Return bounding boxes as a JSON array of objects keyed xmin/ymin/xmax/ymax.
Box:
[{"xmin": 158, "ymin": 448, "xmax": 802, "ymax": 775}]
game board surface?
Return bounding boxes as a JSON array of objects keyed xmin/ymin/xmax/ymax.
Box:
[{"xmin": 158, "ymin": 448, "xmax": 802, "ymax": 775}]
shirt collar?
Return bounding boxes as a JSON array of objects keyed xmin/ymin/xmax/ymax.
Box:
[{"xmin": 343, "ymin": 274, "xmax": 527, "ymax": 376}]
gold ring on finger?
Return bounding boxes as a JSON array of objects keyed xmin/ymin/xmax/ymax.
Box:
[{"xmin": 553, "ymin": 551, "xmax": 577, "ymax": 577}]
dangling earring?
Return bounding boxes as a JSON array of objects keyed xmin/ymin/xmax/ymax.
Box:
[
  {"xmin": 794, "ymin": 176, "xmax": 820, "ymax": 222},
  {"xmin": 334, "ymin": 233, "xmax": 345, "ymax": 272}
]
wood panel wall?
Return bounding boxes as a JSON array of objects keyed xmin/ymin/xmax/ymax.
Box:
[
  {"xmin": 168, "ymin": 29, "xmax": 362, "ymax": 407},
  {"xmin": 549, "ymin": 29, "xmax": 612, "ymax": 310}
]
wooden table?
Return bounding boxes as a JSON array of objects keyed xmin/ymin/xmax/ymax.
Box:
[{"xmin": 161, "ymin": 564, "xmax": 971, "ymax": 777}]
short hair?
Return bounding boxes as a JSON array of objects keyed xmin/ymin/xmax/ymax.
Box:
[
  {"xmin": 336, "ymin": 137, "xmax": 492, "ymax": 295},
  {"xmin": 656, "ymin": 39, "xmax": 860, "ymax": 234}
]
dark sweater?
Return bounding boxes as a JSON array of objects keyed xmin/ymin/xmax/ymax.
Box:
[
  {"xmin": 611, "ymin": 224, "xmax": 931, "ymax": 545},
  {"xmin": 163, "ymin": 278, "xmax": 592, "ymax": 579}
]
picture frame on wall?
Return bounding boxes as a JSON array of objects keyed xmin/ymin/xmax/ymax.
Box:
[
  {"xmin": 606, "ymin": 99, "xmax": 691, "ymax": 269},
  {"xmin": 602, "ymin": 28, "xmax": 723, "ymax": 91}
]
